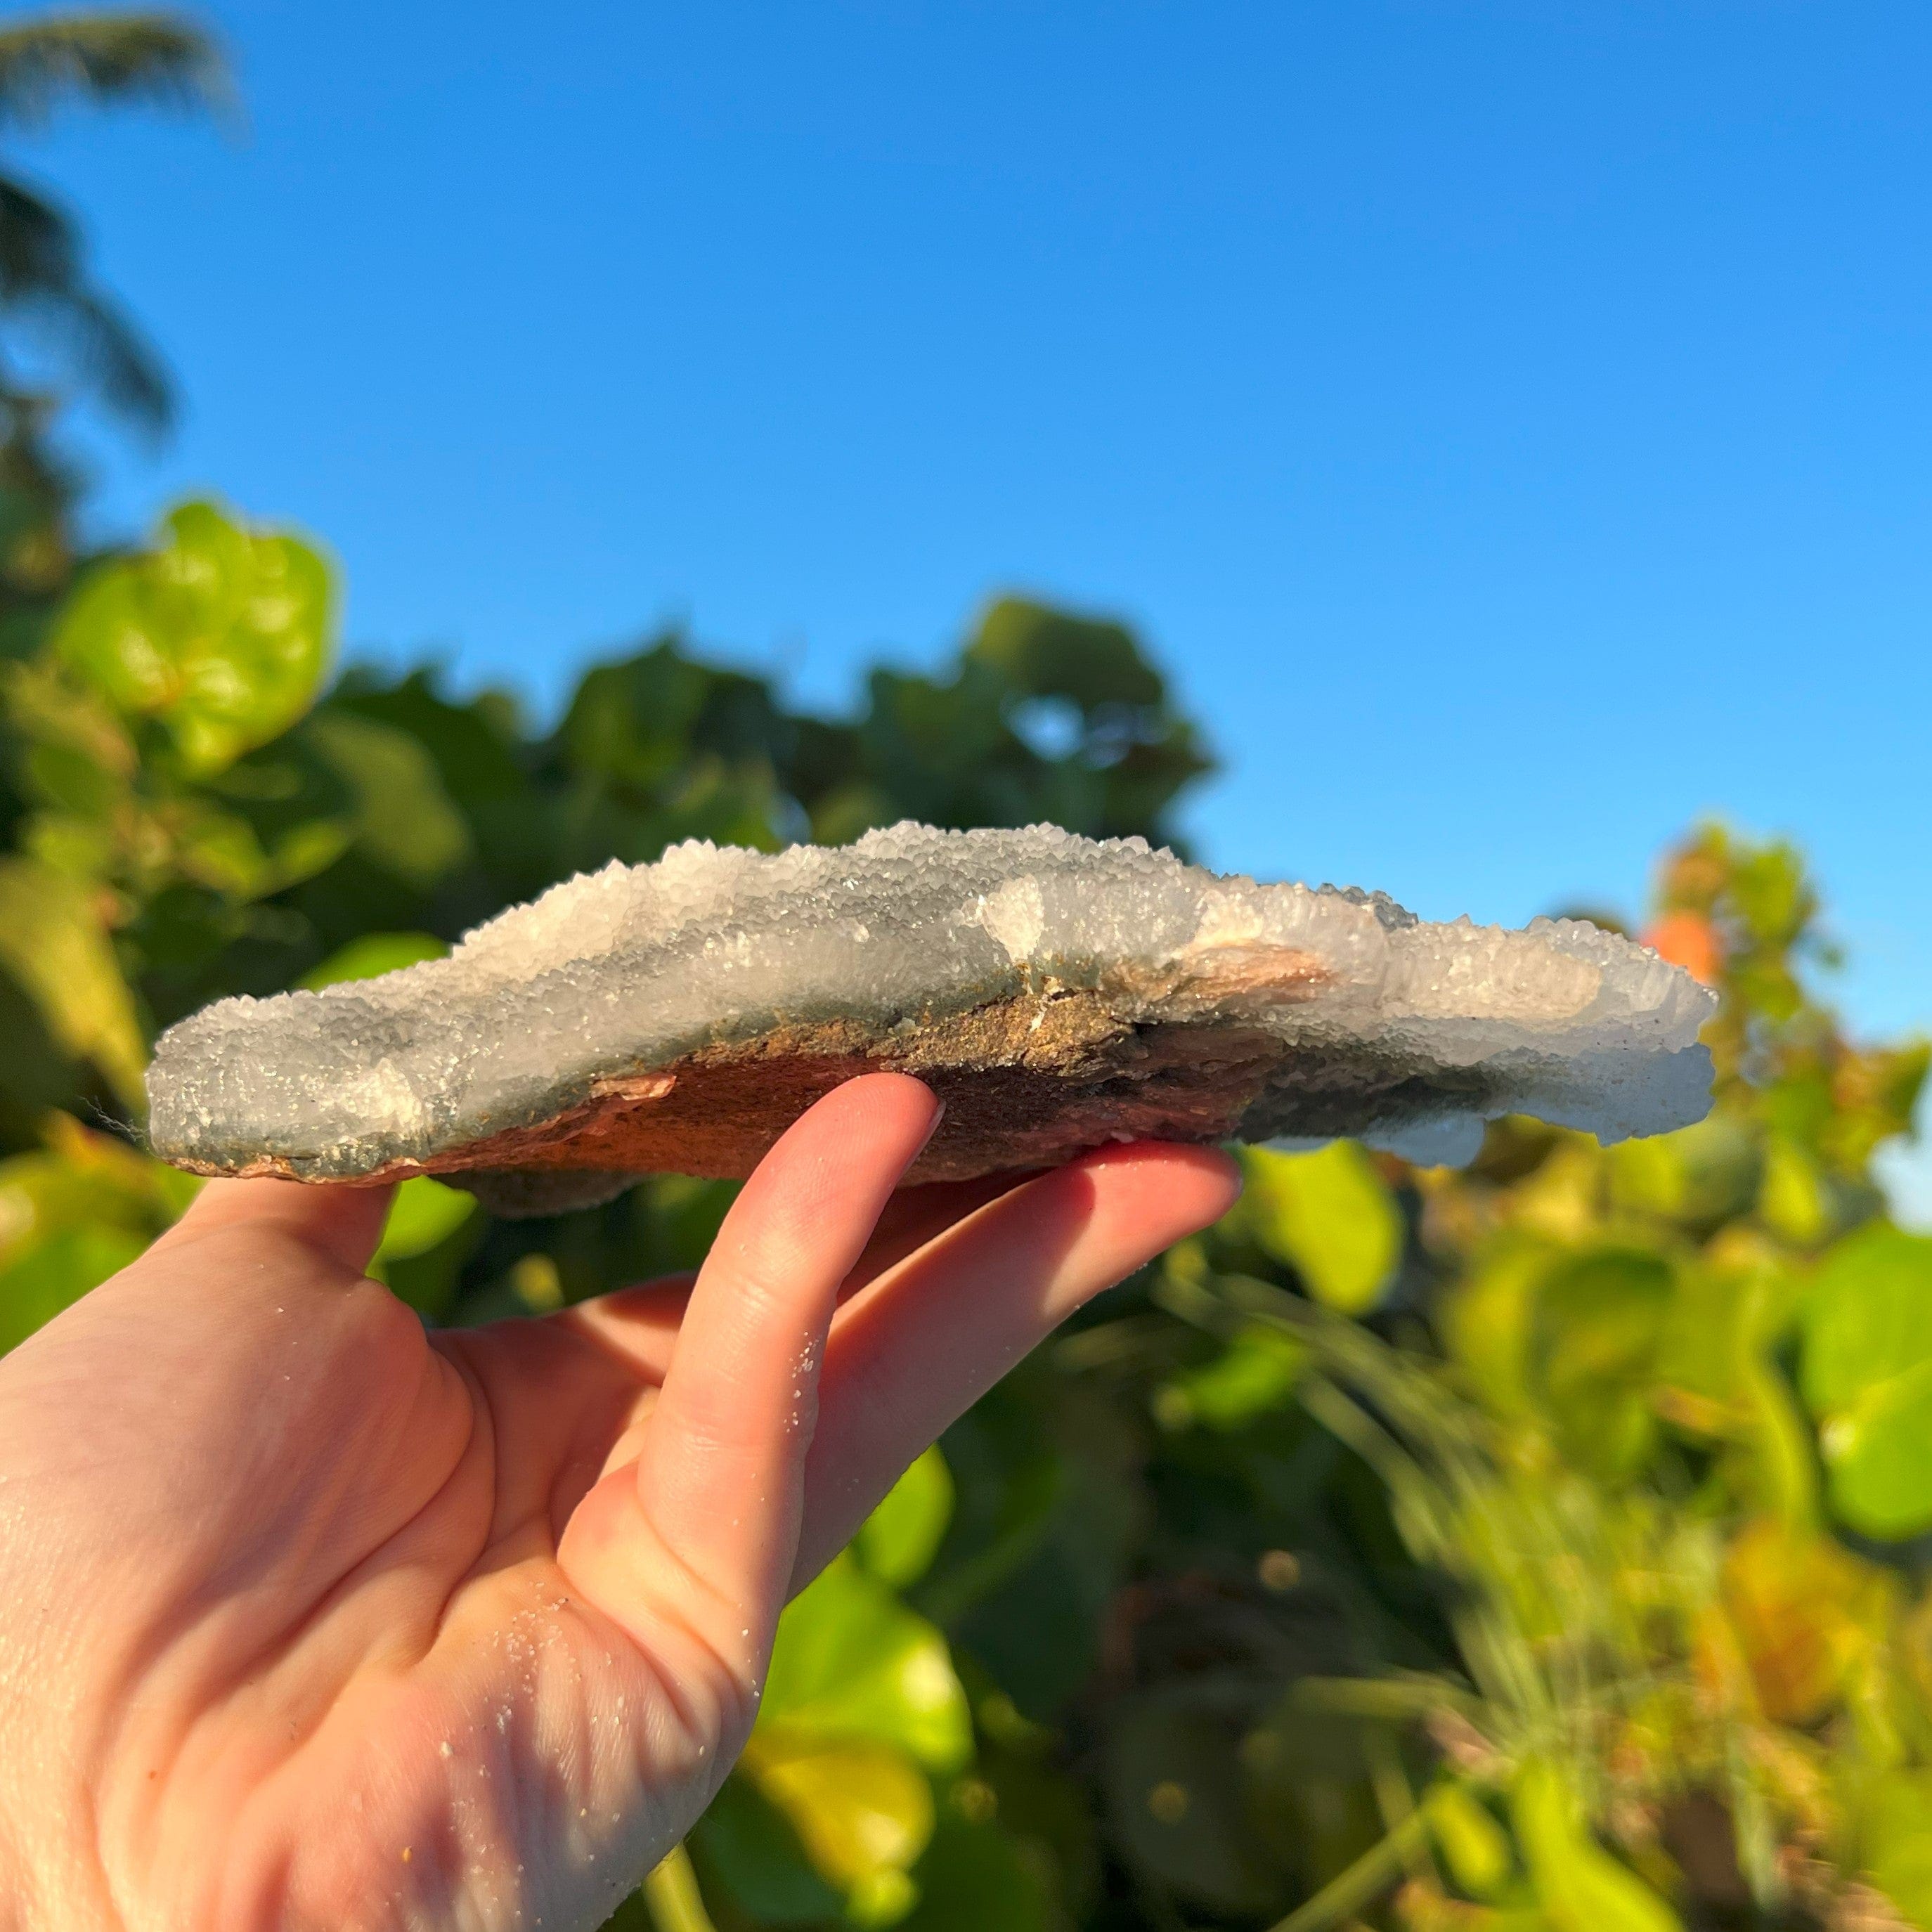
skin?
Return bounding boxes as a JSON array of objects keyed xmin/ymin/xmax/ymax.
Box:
[{"xmin": 0, "ymin": 1075, "xmax": 1239, "ymax": 1932}]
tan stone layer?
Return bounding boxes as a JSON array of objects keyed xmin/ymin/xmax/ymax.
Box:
[{"xmin": 177, "ymin": 945, "xmax": 1330, "ymax": 1190}]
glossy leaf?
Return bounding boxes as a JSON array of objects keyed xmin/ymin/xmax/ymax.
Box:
[
  {"xmin": 54, "ymin": 500, "xmax": 332, "ymax": 775},
  {"xmin": 299, "ymin": 930, "xmax": 448, "ymax": 990},
  {"xmin": 1427, "ymin": 1782, "xmax": 1515, "ymax": 1900},
  {"xmin": 746, "ymin": 1736, "xmax": 932, "ymax": 1924},
  {"xmin": 857, "ymin": 1446, "xmax": 955, "ymax": 1589},
  {"xmin": 0, "ymin": 856, "xmax": 146, "ymax": 1106},
  {"xmin": 1511, "ymin": 1758, "xmax": 1682, "ymax": 1932},
  {"xmin": 760, "ymin": 1552, "xmax": 971, "ymax": 1773},
  {"xmin": 373, "ymin": 1176, "xmax": 476, "ymax": 1268},
  {"xmin": 1799, "ymin": 1224, "xmax": 1932, "ymax": 1537},
  {"xmin": 1242, "ymin": 1142, "xmax": 1401, "ymax": 1314}
]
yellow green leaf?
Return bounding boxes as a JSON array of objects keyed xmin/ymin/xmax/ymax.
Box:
[
  {"xmin": 1511, "ymin": 1758, "xmax": 1681, "ymax": 1932},
  {"xmin": 1242, "ymin": 1142, "xmax": 1401, "ymax": 1313},
  {"xmin": 1427, "ymin": 1782, "xmax": 1515, "ymax": 1900},
  {"xmin": 1799, "ymin": 1224, "xmax": 1932, "ymax": 1538},
  {"xmin": 54, "ymin": 499, "xmax": 333, "ymax": 776},
  {"xmin": 1759, "ymin": 1136, "xmax": 1830, "ymax": 1247},
  {"xmin": 746, "ymin": 1736, "xmax": 933, "ymax": 1919},
  {"xmin": 0, "ymin": 857, "xmax": 146, "ymax": 1107},
  {"xmin": 372, "ymin": 1176, "xmax": 476, "ymax": 1269},
  {"xmin": 857, "ymin": 1445, "xmax": 955, "ymax": 1588},
  {"xmin": 761, "ymin": 1552, "xmax": 971, "ymax": 1772},
  {"xmin": 299, "ymin": 931, "xmax": 449, "ymax": 990}
]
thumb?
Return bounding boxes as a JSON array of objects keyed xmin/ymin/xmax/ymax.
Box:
[{"xmin": 157, "ymin": 1174, "xmax": 398, "ymax": 1276}]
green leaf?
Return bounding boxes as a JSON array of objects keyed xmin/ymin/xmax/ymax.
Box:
[
  {"xmin": 748, "ymin": 1737, "xmax": 931, "ymax": 1925},
  {"xmin": 1511, "ymin": 1758, "xmax": 1682, "ymax": 1932},
  {"xmin": 373, "ymin": 1176, "xmax": 476, "ymax": 1267},
  {"xmin": 1156, "ymin": 1322, "xmax": 1308, "ymax": 1431},
  {"xmin": 0, "ymin": 856, "xmax": 146, "ymax": 1107},
  {"xmin": 1798, "ymin": 1224, "xmax": 1932, "ymax": 1537},
  {"xmin": 367, "ymin": 1176, "xmax": 481, "ymax": 1318},
  {"xmin": 896, "ymin": 1809, "xmax": 1053, "ymax": 1932},
  {"xmin": 1441, "ymin": 1237, "xmax": 1551, "ymax": 1419},
  {"xmin": 691, "ymin": 1772, "xmax": 845, "ymax": 1926},
  {"xmin": 761, "ymin": 1552, "xmax": 972, "ymax": 1772},
  {"xmin": 299, "ymin": 931, "xmax": 449, "ymax": 990},
  {"xmin": 1853, "ymin": 1770, "xmax": 1932, "ymax": 1930},
  {"xmin": 858, "ymin": 1446, "xmax": 956, "ymax": 1589},
  {"xmin": 304, "ymin": 711, "xmax": 474, "ymax": 886},
  {"xmin": 1758, "ymin": 1134, "xmax": 1831, "ymax": 1247},
  {"xmin": 1243, "ymin": 1143, "xmax": 1401, "ymax": 1314},
  {"xmin": 1529, "ymin": 1247, "xmax": 1674, "ymax": 1480},
  {"xmin": 1427, "ymin": 1782, "xmax": 1515, "ymax": 1900},
  {"xmin": 55, "ymin": 500, "xmax": 333, "ymax": 775},
  {"xmin": 967, "ymin": 596, "xmax": 1163, "ymax": 709}
]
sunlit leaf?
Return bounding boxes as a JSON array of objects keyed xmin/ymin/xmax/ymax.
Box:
[
  {"xmin": 1440, "ymin": 1236, "xmax": 1551, "ymax": 1419},
  {"xmin": 1155, "ymin": 1321, "xmax": 1308, "ymax": 1431},
  {"xmin": 1758, "ymin": 1135, "xmax": 1831, "ymax": 1247},
  {"xmin": 1243, "ymin": 1143, "xmax": 1401, "ymax": 1314},
  {"xmin": 747, "ymin": 1737, "xmax": 932, "ymax": 1924},
  {"xmin": 1799, "ymin": 1224, "xmax": 1932, "ymax": 1537},
  {"xmin": 373, "ymin": 1176, "xmax": 476, "ymax": 1268},
  {"xmin": 858, "ymin": 1446, "xmax": 955, "ymax": 1589},
  {"xmin": 1853, "ymin": 1770, "xmax": 1932, "ymax": 1931},
  {"xmin": 738, "ymin": 1559, "xmax": 968, "ymax": 1918},
  {"xmin": 1511, "ymin": 1758, "xmax": 1682, "ymax": 1932},
  {"xmin": 299, "ymin": 931, "xmax": 449, "ymax": 990},
  {"xmin": 1427, "ymin": 1782, "xmax": 1515, "ymax": 1900},
  {"xmin": 690, "ymin": 1772, "xmax": 844, "ymax": 1926},
  {"xmin": 0, "ymin": 855, "xmax": 146, "ymax": 1106},
  {"xmin": 761, "ymin": 1552, "xmax": 971, "ymax": 1772},
  {"xmin": 1719, "ymin": 1519, "xmax": 1891, "ymax": 1725},
  {"xmin": 54, "ymin": 500, "xmax": 333, "ymax": 775}
]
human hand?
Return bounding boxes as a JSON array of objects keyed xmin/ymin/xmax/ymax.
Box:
[{"xmin": 0, "ymin": 1075, "xmax": 1238, "ymax": 1931}]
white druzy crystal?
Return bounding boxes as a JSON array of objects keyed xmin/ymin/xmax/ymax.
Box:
[{"xmin": 146, "ymin": 822, "xmax": 1717, "ymax": 1195}]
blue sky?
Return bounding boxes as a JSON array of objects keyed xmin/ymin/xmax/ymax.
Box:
[{"xmin": 18, "ymin": 1, "xmax": 1932, "ymax": 1195}]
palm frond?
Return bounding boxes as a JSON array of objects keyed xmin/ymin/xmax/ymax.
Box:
[
  {"xmin": 0, "ymin": 169, "xmax": 169, "ymax": 429},
  {"xmin": 0, "ymin": 12, "xmax": 226, "ymax": 127}
]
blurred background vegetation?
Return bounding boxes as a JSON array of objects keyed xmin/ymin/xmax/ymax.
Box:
[{"xmin": 4, "ymin": 13, "xmax": 1932, "ymax": 1932}]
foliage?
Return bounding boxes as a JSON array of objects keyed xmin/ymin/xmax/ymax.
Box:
[
  {"xmin": 0, "ymin": 8, "xmax": 223, "ymax": 655},
  {"xmin": 4, "ymin": 499, "xmax": 1931, "ymax": 1932},
  {"xmin": 4, "ymin": 73, "xmax": 1932, "ymax": 1926}
]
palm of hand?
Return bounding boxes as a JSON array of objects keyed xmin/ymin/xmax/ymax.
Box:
[{"xmin": 0, "ymin": 1077, "xmax": 1236, "ymax": 1932}]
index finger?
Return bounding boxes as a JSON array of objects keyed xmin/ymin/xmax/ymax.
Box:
[{"xmin": 562, "ymin": 1075, "xmax": 941, "ymax": 1647}]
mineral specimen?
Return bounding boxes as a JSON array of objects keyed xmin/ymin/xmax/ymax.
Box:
[{"xmin": 145, "ymin": 823, "xmax": 1717, "ymax": 1215}]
